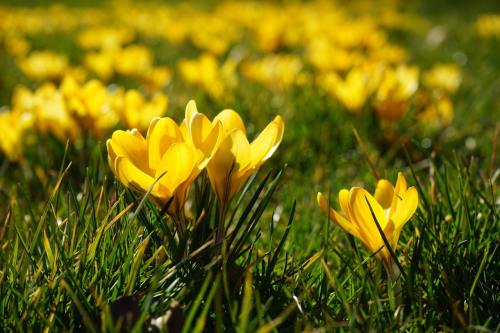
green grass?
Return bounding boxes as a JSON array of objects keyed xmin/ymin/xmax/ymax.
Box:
[{"xmin": 0, "ymin": 0, "xmax": 499, "ymax": 331}]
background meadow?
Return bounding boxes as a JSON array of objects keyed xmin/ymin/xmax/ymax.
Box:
[{"xmin": 0, "ymin": 0, "xmax": 499, "ymax": 331}]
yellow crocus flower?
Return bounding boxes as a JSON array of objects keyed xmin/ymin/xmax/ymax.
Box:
[
  {"xmin": 375, "ymin": 65, "xmax": 419, "ymax": 121},
  {"xmin": 241, "ymin": 54, "xmax": 303, "ymax": 90},
  {"xmin": 18, "ymin": 51, "xmax": 68, "ymax": 81},
  {"xmin": 121, "ymin": 90, "xmax": 168, "ymax": 130},
  {"xmin": 77, "ymin": 26, "xmax": 134, "ymax": 50},
  {"xmin": 178, "ymin": 53, "xmax": 237, "ymax": 101},
  {"xmin": 207, "ymin": 110, "xmax": 284, "ymax": 205},
  {"xmin": 114, "ymin": 45, "xmax": 153, "ymax": 77},
  {"xmin": 422, "ymin": 64, "xmax": 462, "ymax": 94},
  {"xmin": 476, "ymin": 14, "xmax": 500, "ymax": 39},
  {"xmin": 317, "ymin": 172, "xmax": 418, "ymax": 264},
  {"xmin": 138, "ymin": 66, "xmax": 172, "ymax": 91},
  {"xmin": 318, "ymin": 67, "xmax": 376, "ymax": 112},
  {"xmin": 4, "ymin": 35, "xmax": 31, "ymax": 57},
  {"xmin": 416, "ymin": 92, "xmax": 454, "ymax": 127},
  {"xmin": 84, "ymin": 50, "xmax": 116, "ymax": 81},
  {"xmin": 13, "ymin": 83, "xmax": 79, "ymax": 141},
  {"xmin": 0, "ymin": 109, "xmax": 32, "ymax": 161},
  {"xmin": 107, "ymin": 111, "xmax": 213, "ymax": 215},
  {"xmin": 61, "ymin": 77, "xmax": 120, "ymax": 135}
]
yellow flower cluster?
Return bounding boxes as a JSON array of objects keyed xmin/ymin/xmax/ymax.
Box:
[
  {"xmin": 0, "ymin": 75, "xmax": 168, "ymax": 159},
  {"xmin": 17, "ymin": 51, "xmax": 69, "ymax": 81},
  {"xmin": 0, "ymin": 2, "xmax": 427, "ymax": 264},
  {"xmin": 106, "ymin": 98, "xmax": 417, "ymax": 265},
  {"xmin": 241, "ymin": 54, "xmax": 307, "ymax": 91},
  {"xmin": 107, "ymin": 100, "xmax": 284, "ymax": 215},
  {"xmin": 411, "ymin": 63, "xmax": 462, "ymax": 128},
  {"xmin": 84, "ymin": 44, "xmax": 171, "ymax": 89},
  {"xmin": 178, "ymin": 53, "xmax": 237, "ymax": 101},
  {"xmin": 0, "ymin": 1, "xmax": 463, "ymax": 124}
]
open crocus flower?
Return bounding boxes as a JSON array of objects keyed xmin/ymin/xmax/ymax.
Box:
[
  {"xmin": 422, "ymin": 63, "xmax": 462, "ymax": 94},
  {"xmin": 374, "ymin": 65, "xmax": 419, "ymax": 122},
  {"xmin": 107, "ymin": 117, "xmax": 202, "ymax": 215},
  {"xmin": 207, "ymin": 109, "xmax": 284, "ymax": 205},
  {"xmin": 18, "ymin": 51, "xmax": 68, "ymax": 81},
  {"xmin": 317, "ymin": 172, "xmax": 418, "ymax": 264},
  {"xmin": 121, "ymin": 89, "xmax": 168, "ymax": 130}
]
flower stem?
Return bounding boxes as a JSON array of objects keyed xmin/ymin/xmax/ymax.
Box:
[{"xmin": 385, "ymin": 260, "xmax": 402, "ymax": 318}]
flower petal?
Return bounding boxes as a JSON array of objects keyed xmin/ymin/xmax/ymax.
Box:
[
  {"xmin": 115, "ymin": 155, "xmax": 161, "ymax": 196},
  {"xmin": 339, "ymin": 189, "xmax": 350, "ymax": 216},
  {"xmin": 391, "ymin": 186, "xmax": 419, "ymax": 229},
  {"xmin": 207, "ymin": 129, "xmax": 251, "ymax": 202},
  {"xmin": 185, "ymin": 99, "xmax": 198, "ymax": 121},
  {"xmin": 109, "ymin": 130, "xmax": 150, "ymax": 174},
  {"xmin": 317, "ymin": 192, "xmax": 359, "ymax": 238},
  {"xmin": 250, "ymin": 115, "xmax": 284, "ymax": 167},
  {"xmin": 349, "ymin": 188, "xmax": 388, "ymax": 252},
  {"xmin": 213, "ymin": 109, "xmax": 246, "ymax": 134},
  {"xmin": 146, "ymin": 117, "xmax": 182, "ymax": 170},
  {"xmin": 155, "ymin": 143, "xmax": 197, "ymax": 195},
  {"xmin": 374, "ymin": 179, "xmax": 394, "ymax": 209},
  {"xmin": 390, "ymin": 172, "xmax": 409, "ymax": 214},
  {"xmin": 189, "ymin": 113, "xmax": 222, "ymax": 167}
]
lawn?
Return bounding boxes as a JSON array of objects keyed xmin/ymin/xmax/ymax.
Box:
[{"xmin": 0, "ymin": 0, "xmax": 499, "ymax": 331}]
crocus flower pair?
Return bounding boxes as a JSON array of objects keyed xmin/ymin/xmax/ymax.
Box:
[{"xmin": 106, "ymin": 100, "xmax": 284, "ymax": 215}]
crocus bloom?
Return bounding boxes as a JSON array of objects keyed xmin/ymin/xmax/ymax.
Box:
[
  {"xmin": 374, "ymin": 65, "xmax": 419, "ymax": 121},
  {"xmin": 121, "ymin": 89, "xmax": 168, "ymax": 130},
  {"xmin": 422, "ymin": 64, "xmax": 462, "ymax": 94},
  {"xmin": 107, "ymin": 117, "xmax": 202, "ymax": 215},
  {"xmin": 317, "ymin": 172, "xmax": 418, "ymax": 264},
  {"xmin": 18, "ymin": 51, "xmax": 68, "ymax": 81},
  {"xmin": 207, "ymin": 110, "xmax": 284, "ymax": 205},
  {"xmin": 318, "ymin": 68, "xmax": 375, "ymax": 112},
  {"xmin": 0, "ymin": 109, "xmax": 32, "ymax": 160},
  {"xmin": 178, "ymin": 53, "xmax": 237, "ymax": 101}
]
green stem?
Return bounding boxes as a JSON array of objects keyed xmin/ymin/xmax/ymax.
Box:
[
  {"xmin": 385, "ymin": 260, "xmax": 403, "ymax": 318},
  {"xmin": 215, "ymin": 201, "xmax": 228, "ymax": 254}
]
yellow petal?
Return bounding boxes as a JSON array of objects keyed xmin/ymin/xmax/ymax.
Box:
[
  {"xmin": 155, "ymin": 143, "xmax": 197, "ymax": 195},
  {"xmin": 115, "ymin": 155, "xmax": 161, "ymax": 196},
  {"xmin": 213, "ymin": 109, "xmax": 246, "ymax": 134},
  {"xmin": 146, "ymin": 117, "xmax": 182, "ymax": 170},
  {"xmin": 395, "ymin": 172, "xmax": 408, "ymax": 193},
  {"xmin": 185, "ymin": 99, "xmax": 199, "ymax": 122},
  {"xmin": 390, "ymin": 172, "xmax": 409, "ymax": 213},
  {"xmin": 383, "ymin": 219, "xmax": 397, "ymax": 250},
  {"xmin": 317, "ymin": 192, "xmax": 359, "ymax": 238},
  {"xmin": 374, "ymin": 179, "xmax": 394, "ymax": 209},
  {"xmin": 106, "ymin": 139, "xmax": 118, "ymax": 174},
  {"xmin": 250, "ymin": 115, "xmax": 284, "ymax": 167},
  {"xmin": 390, "ymin": 186, "xmax": 419, "ymax": 229},
  {"xmin": 349, "ymin": 188, "xmax": 388, "ymax": 252},
  {"xmin": 338, "ymin": 189, "xmax": 350, "ymax": 216},
  {"xmin": 109, "ymin": 130, "xmax": 150, "ymax": 174},
  {"xmin": 189, "ymin": 113, "xmax": 222, "ymax": 166},
  {"xmin": 179, "ymin": 120, "xmax": 189, "ymax": 142},
  {"xmin": 207, "ymin": 129, "xmax": 251, "ymax": 202},
  {"xmin": 230, "ymin": 130, "xmax": 252, "ymax": 172},
  {"xmin": 189, "ymin": 112, "xmax": 213, "ymax": 145}
]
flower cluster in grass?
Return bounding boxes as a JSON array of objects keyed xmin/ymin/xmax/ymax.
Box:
[
  {"xmin": 0, "ymin": 75, "xmax": 168, "ymax": 160},
  {"xmin": 0, "ymin": 1, "xmax": 470, "ymax": 161},
  {"xmin": 107, "ymin": 100, "xmax": 283, "ymax": 254},
  {"xmin": 0, "ymin": 1, "xmax": 498, "ymax": 332}
]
